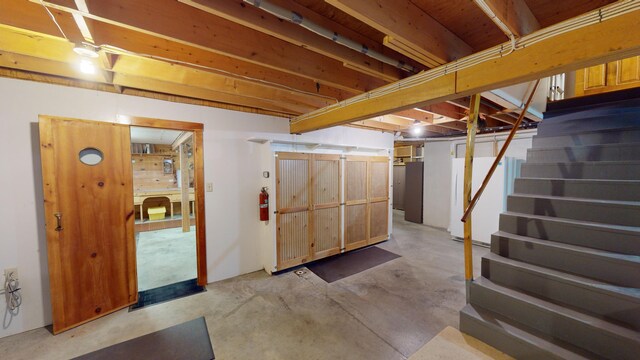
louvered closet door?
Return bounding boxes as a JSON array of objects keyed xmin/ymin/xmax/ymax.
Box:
[
  {"xmin": 276, "ymin": 153, "xmax": 312, "ymax": 269},
  {"xmin": 344, "ymin": 156, "xmax": 369, "ymax": 251},
  {"xmin": 368, "ymin": 157, "xmax": 390, "ymax": 245},
  {"xmin": 311, "ymin": 154, "xmax": 341, "ymax": 259}
]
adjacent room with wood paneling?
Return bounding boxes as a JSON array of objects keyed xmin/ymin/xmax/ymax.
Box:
[{"xmin": 0, "ymin": 1, "xmax": 638, "ymax": 359}]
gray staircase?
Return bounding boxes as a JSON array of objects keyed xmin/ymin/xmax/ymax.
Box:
[{"xmin": 460, "ymin": 90, "xmax": 640, "ymax": 359}]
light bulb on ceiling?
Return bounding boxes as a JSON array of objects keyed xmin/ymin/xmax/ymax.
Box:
[
  {"xmin": 79, "ymin": 58, "xmax": 96, "ymax": 74},
  {"xmin": 411, "ymin": 121, "xmax": 424, "ymax": 137},
  {"xmin": 73, "ymin": 43, "xmax": 99, "ymax": 58}
]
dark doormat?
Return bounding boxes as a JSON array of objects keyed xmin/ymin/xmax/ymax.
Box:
[
  {"xmin": 306, "ymin": 246, "xmax": 400, "ymax": 283},
  {"xmin": 130, "ymin": 278, "xmax": 205, "ymax": 310},
  {"xmin": 73, "ymin": 317, "xmax": 214, "ymax": 360}
]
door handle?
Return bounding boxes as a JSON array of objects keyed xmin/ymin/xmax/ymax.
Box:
[{"xmin": 54, "ymin": 212, "xmax": 63, "ymax": 231}]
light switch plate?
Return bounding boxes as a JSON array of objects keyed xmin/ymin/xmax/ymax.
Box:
[{"xmin": 206, "ymin": 183, "xmax": 213, "ymax": 192}]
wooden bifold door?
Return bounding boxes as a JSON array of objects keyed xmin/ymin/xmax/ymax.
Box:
[
  {"xmin": 276, "ymin": 153, "xmax": 342, "ymax": 269},
  {"xmin": 344, "ymin": 156, "xmax": 389, "ymax": 251},
  {"xmin": 276, "ymin": 152, "xmax": 389, "ymax": 271}
]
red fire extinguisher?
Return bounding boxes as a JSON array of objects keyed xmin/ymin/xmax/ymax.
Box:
[{"xmin": 259, "ymin": 187, "xmax": 269, "ymax": 221}]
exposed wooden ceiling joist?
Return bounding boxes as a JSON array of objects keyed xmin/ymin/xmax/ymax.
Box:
[
  {"xmin": 0, "ymin": 24, "xmax": 317, "ymax": 115},
  {"xmin": 290, "ymin": 9, "xmax": 640, "ymax": 133},
  {"xmin": 3, "ymin": 0, "xmax": 353, "ymax": 102},
  {"xmin": 326, "ymin": 0, "xmax": 473, "ymax": 67},
  {"xmin": 38, "ymin": 0, "xmax": 386, "ymax": 93}
]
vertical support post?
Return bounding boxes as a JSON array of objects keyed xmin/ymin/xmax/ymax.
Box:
[
  {"xmin": 180, "ymin": 143, "xmax": 191, "ymax": 233},
  {"xmin": 463, "ymin": 93, "xmax": 481, "ymax": 302}
]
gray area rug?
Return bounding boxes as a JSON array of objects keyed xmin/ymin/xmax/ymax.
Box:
[
  {"xmin": 74, "ymin": 317, "xmax": 214, "ymax": 360},
  {"xmin": 306, "ymin": 246, "xmax": 400, "ymax": 283}
]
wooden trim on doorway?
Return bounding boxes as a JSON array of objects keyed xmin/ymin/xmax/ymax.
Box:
[{"xmin": 122, "ymin": 115, "xmax": 208, "ymax": 286}]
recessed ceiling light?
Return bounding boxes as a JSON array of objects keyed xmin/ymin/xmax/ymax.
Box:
[{"xmin": 73, "ymin": 44, "xmax": 99, "ymax": 58}]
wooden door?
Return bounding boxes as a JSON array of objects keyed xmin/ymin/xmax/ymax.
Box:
[
  {"xmin": 575, "ymin": 55, "xmax": 640, "ymax": 96},
  {"xmin": 368, "ymin": 157, "xmax": 390, "ymax": 245},
  {"xmin": 276, "ymin": 152, "xmax": 312, "ymax": 269},
  {"xmin": 39, "ymin": 116, "xmax": 136, "ymax": 334},
  {"xmin": 344, "ymin": 156, "xmax": 369, "ymax": 251},
  {"xmin": 311, "ymin": 154, "xmax": 341, "ymax": 259}
]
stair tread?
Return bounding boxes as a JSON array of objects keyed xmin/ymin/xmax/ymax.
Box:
[
  {"xmin": 529, "ymin": 141, "xmax": 640, "ymax": 151},
  {"xmin": 493, "ymin": 230, "xmax": 640, "ymax": 264},
  {"xmin": 461, "ymin": 304, "xmax": 595, "ymax": 360},
  {"xmin": 472, "ymin": 277, "xmax": 640, "ymax": 342},
  {"xmin": 502, "ymin": 211, "xmax": 640, "ymax": 234},
  {"xmin": 523, "ymin": 159, "xmax": 640, "ymax": 165},
  {"xmin": 517, "ymin": 177, "xmax": 640, "ymax": 184},
  {"xmin": 534, "ymin": 126, "xmax": 640, "ymax": 138},
  {"xmin": 483, "ymin": 252, "xmax": 640, "ymax": 301},
  {"xmin": 510, "ymin": 193, "xmax": 640, "ymax": 206}
]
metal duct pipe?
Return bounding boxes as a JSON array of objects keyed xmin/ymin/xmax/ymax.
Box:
[{"xmin": 243, "ymin": 0, "xmax": 417, "ymax": 74}]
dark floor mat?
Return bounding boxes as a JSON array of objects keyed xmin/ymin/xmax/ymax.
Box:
[
  {"xmin": 73, "ymin": 317, "xmax": 214, "ymax": 360},
  {"xmin": 306, "ymin": 246, "xmax": 400, "ymax": 283},
  {"xmin": 130, "ymin": 278, "xmax": 205, "ymax": 310}
]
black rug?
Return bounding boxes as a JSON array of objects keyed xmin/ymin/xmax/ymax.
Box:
[
  {"xmin": 130, "ymin": 278, "xmax": 205, "ymax": 310},
  {"xmin": 306, "ymin": 246, "xmax": 400, "ymax": 283},
  {"xmin": 74, "ymin": 317, "xmax": 214, "ymax": 360}
]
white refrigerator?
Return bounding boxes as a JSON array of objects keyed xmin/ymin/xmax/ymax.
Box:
[{"xmin": 449, "ymin": 157, "xmax": 521, "ymax": 245}]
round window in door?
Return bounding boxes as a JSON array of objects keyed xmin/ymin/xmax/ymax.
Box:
[{"xmin": 79, "ymin": 147, "xmax": 104, "ymax": 166}]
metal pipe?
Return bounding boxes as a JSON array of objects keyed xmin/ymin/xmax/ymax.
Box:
[{"xmin": 243, "ymin": 0, "xmax": 417, "ymax": 73}]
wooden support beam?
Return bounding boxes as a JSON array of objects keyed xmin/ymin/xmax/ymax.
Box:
[
  {"xmin": 112, "ymin": 55, "xmax": 330, "ymax": 111},
  {"xmin": 448, "ymin": 97, "xmax": 518, "ymax": 125},
  {"xmin": 430, "ymin": 120, "xmax": 467, "ymax": 132},
  {"xmin": 477, "ymin": 0, "xmax": 540, "ymax": 37},
  {"xmin": 0, "ymin": 67, "xmax": 293, "ymax": 118},
  {"xmin": 422, "ymin": 103, "xmax": 465, "ymax": 121},
  {"xmin": 179, "ymin": 0, "xmax": 403, "ymax": 82},
  {"xmin": 180, "ymin": 143, "xmax": 191, "ymax": 233},
  {"xmin": 326, "ymin": 0, "xmax": 473, "ymax": 66},
  {"xmin": 290, "ymin": 9, "xmax": 640, "ymax": 133},
  {"xmin": 112, "ymin": 73, "xmax": 305, "ymax": 115},
  {"xmin": 463, "ymin": 93, "xmax": 481, "ymax": 293},
  {"xmin": 39, "ymin": 0, "xmax": 386, "ymax": 93},
  {"xmin": 0, "ymin": 50, "xmax": 106, "ymax": 83},
  {"xmin": 3, "ymin": 0, "xmax": 353, "ymax": 101},
  {"xmin": 393, "ymin": 109, "xmax": 433, "ymax": 123},
  {"xmin": 0, "ymin": 24, "xmax": 325, "ymax": 114},
  {"xmin": 352, "ymin": 119, "xmax": 403, "ymax": 132}
]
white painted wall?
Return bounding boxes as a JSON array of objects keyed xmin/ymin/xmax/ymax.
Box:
[
  {"xmin": 0, "ymin": 77, "xmax": 392, "ymax": 338},
  {"xmin": 422, "ymin": 130, "xmax": 536, "ymax": 230}
]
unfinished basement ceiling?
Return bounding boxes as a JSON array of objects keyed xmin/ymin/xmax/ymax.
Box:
[
  {"xmin": 0, "ymin": 0, "xmax": 621, "ymax": 136},
  {"xmin": 130, "ymin": 127, "xmax": 184, "ymax": 145}
]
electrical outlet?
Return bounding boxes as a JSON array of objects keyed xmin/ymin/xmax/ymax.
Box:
[{"xmin": 4, "ymin": 268, "xmax": 18, "ymax": 280}]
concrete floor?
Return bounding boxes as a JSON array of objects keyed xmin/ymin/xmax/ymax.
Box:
[
  {"xmin": 136, "ymin": 226, "xmax": 197, "ymax": 291},
  {"xmin": 0, "ymin": 211, "xmax": 489, "ymax": 360}
]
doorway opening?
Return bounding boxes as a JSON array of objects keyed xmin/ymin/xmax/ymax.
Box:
[{"xmin": 130, "ymin": 126, "xmax": 202, "ymax": 307}]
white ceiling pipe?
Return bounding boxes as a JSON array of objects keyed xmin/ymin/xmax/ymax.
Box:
[
  {"xmin": 473, "ymin": 0, "xmax": 516, "ymax": 56},
  {"xmin": 243, "ymin": 0, "xmax": 418, "ymax": 74}
]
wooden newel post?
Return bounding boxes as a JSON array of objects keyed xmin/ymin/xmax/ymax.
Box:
[{"xmin": 463, "ymin": 93, "xmax": 481, "ymax": 302}]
